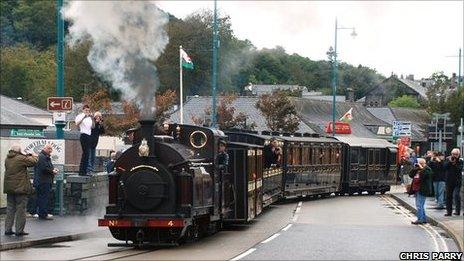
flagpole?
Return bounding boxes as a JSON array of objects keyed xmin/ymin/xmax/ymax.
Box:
[{"xmin": 179, "ymin": 45, "xmax": 183, "ymax": 124}]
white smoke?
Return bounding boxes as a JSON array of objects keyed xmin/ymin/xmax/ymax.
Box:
[{"xmin": 63, "ymin": 1, "xmax": 169, "ymax": 117}]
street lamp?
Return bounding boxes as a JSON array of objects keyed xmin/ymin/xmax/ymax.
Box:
[{"xmin": 331, "ymin": 18, "xmax": 356, "ymax": 136}]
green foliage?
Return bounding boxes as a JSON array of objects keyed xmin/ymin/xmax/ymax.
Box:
[
  {"xmin": 426, "ymin": 72, "xmax": 464, "ymax": 127},
  {"xmin": 0, "ymin": 44, "xmax": 55, "ymax": 107},
  {"xmin": 1, "ymin": 6, "xmax": 385, "ymax": 109},
  {"xmin": 388, "ymin": 95, "xmax": 421, "ymax": 108}
]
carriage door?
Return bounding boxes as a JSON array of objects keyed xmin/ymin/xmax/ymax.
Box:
[
  {"xmin": 367, "ymin": 149, "xmax": 375, "ymax": 184},
  {"xmin": 358, "ymin": 148, "xmax": 367, "ymax": 185},
  {"xmin": 247, "ymin": 149, "xmax": 256, "ymax": 221},
  {"xmin": 373, "ymin": 149, "xmax": 381, "ymax": 184},
  {"xmin": 349, "ymin": 148, "xmax": 359, "ymax": 186},
  {"xmin": 255, "ymin": 148, "xmax": 263, "ymax": 216}
]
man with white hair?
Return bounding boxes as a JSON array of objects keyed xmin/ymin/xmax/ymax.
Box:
[
  {"xmin": 408, "ymin": 158, "xmax": 433, "ymax": 225},
  {"xmin": 3, "ymin": 144, "xmax": 38, "ymax": 236},
  {"xmin": 444, "ymin": 148, "xmax": 463, "ymax": 216},
  {"xmin": 32, "ymin": 144, "xmax": 58, "ymax": 220}
]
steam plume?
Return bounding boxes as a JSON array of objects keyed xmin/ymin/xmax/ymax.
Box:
[{"xmin": 63, "ymin": 1, "xmax": 169, "ymax": 117}]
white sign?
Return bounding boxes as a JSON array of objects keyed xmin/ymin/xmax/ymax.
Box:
[
  {"xmin": 393, "ymin": 121, "xmax": 412, "ymax": 137},
  {"xmin": 21, "ymin": 139, "xmax": 65, "ymax": 165},
  {"xmin": 53, "ymin": 112, "xmax": 66, "ymax": 123}
]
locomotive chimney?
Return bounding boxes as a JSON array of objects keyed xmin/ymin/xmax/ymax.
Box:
[{"xmin": 139, "ymin": 117, "xmax": 156, "ymax": 157}]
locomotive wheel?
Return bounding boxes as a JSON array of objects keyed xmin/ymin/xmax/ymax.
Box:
[{"xmin": 380, "ymin": 190, "xmax": 386, "ymax": 195}]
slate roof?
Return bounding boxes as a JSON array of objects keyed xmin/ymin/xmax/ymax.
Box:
[
  {"xmin": 293, "ymin": 98, "xmax": 388, "ymax": 138},
  {"xmin": 168, "ymin": 96, "xmax": 315, "ymax": 133},
  {"xmin": 367, "ymin": 107, "xmax": 396, "ymax": 125},
  {"xmin": 1, "ymin": 107, "xmax": 47, "ymax": 127},
  {"xmin": 367, "ymin": 107, "xmax": 430, "ymax": 142},
  {"xmin": 397, "ymin": 78, "xmax": 427, "ymax": 98},
  {"xmin": 0, "ymin": 95, "xmax": 51, "ymax": 116}
]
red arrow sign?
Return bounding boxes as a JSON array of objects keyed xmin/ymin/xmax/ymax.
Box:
[{"xmin": 47, "ymin": 97, "xmax": 73, "ymax": 111}]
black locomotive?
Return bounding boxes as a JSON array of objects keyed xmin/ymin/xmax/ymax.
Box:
[{"xmin": 98, "ymin": 120, "xmax": 397, "ymax": 246}]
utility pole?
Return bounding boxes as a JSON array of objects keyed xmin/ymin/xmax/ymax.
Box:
[
  {"xmin": 54, "ymin": 0, "xmax": 66, "ymax": 216},
  {"xmin": 211, "ymin": 0, "xmax": 218, "ymax": 128}
]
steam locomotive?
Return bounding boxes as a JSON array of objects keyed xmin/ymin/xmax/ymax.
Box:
[{"xmin": 98, "ymin": 119, "xmax": 397, "ymax": 246}]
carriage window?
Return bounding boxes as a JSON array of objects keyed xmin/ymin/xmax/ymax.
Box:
[
  {"xmin": 359, "ymin": 150, "xmax": 367, "ymax": 165},
  {"xmin": 389, "ymin": 150, "xmax": 397, "ymax": 165},
  {"xmin": 311, "ymin": 148, "xmax": 316, "ymax": 165},
  {"xmin": 287, "ymin": 148, "xmax": 293, "ymax": 165},
  {"xmin": 379, "ymin": 149, "xmax": 386, "ymax": 165},
  {"xmin": 336, "ymin": 148, "xmax": 341, "ymax": 163},
  {"xmin": 319, "ymin": 148, "xmax": 324, "ymax": 165},
  {"xmin": 328, "ymin": 148, "xmax": 332, "ymax": 164},
  {"xmin": 302, "ymin": 147, "xmax": 309, "ymax": 165},
  {"xmin": 368, "ymin": 150, "xmax": 374, "ymax": 165},
  {"xmin": 374, "ymin": 150, "xmax": 380, "ymax": 165},
  {"xmin": 350, "ymin": 149, "xmax": 358, "ymax": 163}
]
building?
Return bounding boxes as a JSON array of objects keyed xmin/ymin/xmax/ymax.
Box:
[
  {"xmin": 0, "ymin": 95, "xmax": 53, "ymax": 126},
  {"xmin": 363, "ymin": 75, "xmax": 427, "ymax": 107},
  {"xmin": 168, "ymin": 96, "xmax": 315, "ymax": 134}
]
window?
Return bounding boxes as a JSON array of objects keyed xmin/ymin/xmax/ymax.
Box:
[
  {"xmin": 350, "ymin": 149, "xmax": 358, "ymax": 164},
  {"xmin": 359, "ymin": 150, "xmax": 367, "ymax": 165}
]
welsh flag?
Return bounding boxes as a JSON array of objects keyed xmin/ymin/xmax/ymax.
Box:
[
  {"xmin": 339, "ymin": 108, "xmax": 353, "ymax": 122},
  {"xmin": 180, "ymin": 49, "xmax": 194, "ymax": 69}
]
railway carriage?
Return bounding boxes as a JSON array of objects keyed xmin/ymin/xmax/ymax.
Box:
[{"xmin": 336, "ymin": 136, "xmax": 397, "ymax": 195}]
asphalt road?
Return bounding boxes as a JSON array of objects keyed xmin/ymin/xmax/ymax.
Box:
[
  {"xmin": 239, "ymin": 195, "xmax": 459, "ymax": 260},
  {"xmin": 0, "ymin": 195, "xmax": 459, "ymax": 260}
]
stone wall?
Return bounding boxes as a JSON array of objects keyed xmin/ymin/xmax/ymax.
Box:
[{"xmin": 64, "ymin": 173, "xmax": 109, "ymax": 215}]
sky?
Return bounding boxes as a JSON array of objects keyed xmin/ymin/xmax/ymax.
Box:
[{"xmin": 157, "ymin": 1, "xmax": 464, "ymax": 80}]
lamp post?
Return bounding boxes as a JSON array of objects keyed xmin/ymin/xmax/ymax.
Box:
[
  {"xmin": 211, "ymin": 0, "xmax": 218, "ymax": 128},
  {"xmin": 331, "ymin": 18, "xmax": 356, "ymax": 136}
]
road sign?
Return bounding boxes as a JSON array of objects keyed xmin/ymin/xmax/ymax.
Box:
[
  {"xmin": 392, "ymin": 121, "xmax": 411, "ymax": 137},
  {"xmin": 47, "ymin": 97, "xmax": 73, "ymax": 111}
]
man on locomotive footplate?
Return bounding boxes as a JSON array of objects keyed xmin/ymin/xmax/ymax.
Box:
[
  {"xmin": 264, "ymin": 138, "xmax": 282, "ymax": 168},
  {"xmin": 216, "ymin": 139, "xmax": 229, "ymax": 170}
]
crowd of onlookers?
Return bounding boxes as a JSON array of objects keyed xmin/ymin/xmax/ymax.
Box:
[{"xmin": 398, "ymin": 148, "xmax": 463, "ymax": 225}]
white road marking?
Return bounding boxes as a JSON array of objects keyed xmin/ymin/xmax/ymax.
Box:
[
  {"xmin": 292, "ymin": 214, "xmax": 299, "ymax": 222},
  {"xmin": 295, "ymin": 206, "xmax": 301, "ymax": 213},
  {"xmin": 282, "ymin": 224, "xmax": 293, "ymax": 231},
  {"xmin": 297, "ymin": 201, "xmax": 302, "ymax": 207},
  {"xmin": 381, "ymin": 195, "xmax": 447, "ymax": 252},
  {"xmin": 230, "ymin": 248, "xmax": 256, "ymax": 261},
  {"xmin": 260, "ymin": 233, "xmax": 281, "ymax": 244}
]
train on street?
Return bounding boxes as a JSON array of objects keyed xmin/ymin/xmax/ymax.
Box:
[{"xmin": 98, "ymin": 119, "xmax": 397, "ymax": 246}]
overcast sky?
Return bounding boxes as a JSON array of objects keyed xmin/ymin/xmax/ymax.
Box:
[{"xmin": 157, "ymin": 1, "xmax": 463, "ymax": 80}]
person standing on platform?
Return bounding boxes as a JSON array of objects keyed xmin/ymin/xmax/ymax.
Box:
[
  {"xmin": 75, "ymin": 105, "xmax": 93, "ymax": 176},
  {"xmin": 3, "ymin": 145, "xmax": 38, "ymax": 236},
  {"xmin": 429, "ymin": 152, "xmax": 446, "ymax": 209},
  {"xmin": 216, "ymin": 140, "xmax": 229, "ymax": 171},
  {"xmin": 409, "ymin": 158, "xmax": 433, "ymax": 225},
  {"xmin": 88, "ymin": 111, "xmax": 105, "ymax": 174},
  {"xmin": 444, "ymin": 148, "xmax": 463, "ymax": 216},
  {"xmin": 34, "ymin": 144, "xmax": 58, "ymax": 220}
]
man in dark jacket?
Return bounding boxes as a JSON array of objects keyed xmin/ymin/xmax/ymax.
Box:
[
  {"xmin": 429, "ymin": 152, "xmax": 446, "ymax": 209},
  {"xmin": 444, "ymin": 148, "xmax": 463, "ymax": 216},
  {"xmin": 409, "ymin": 158, "xmax": 433, "ymax": 225},
  {"xmin": 216, "ymin": 140, "xmax": 229, "ymax": 171},
  {"xmin": 34, "ymin": 144, "xmax": 58, "ymax": 220},
  {"xmin": 3, "ymin": 145, "xmax": 38, "ymax": 236},
  {"xmin": 88, "ymin": 111, "xmax": 105, "ymax": 174}
]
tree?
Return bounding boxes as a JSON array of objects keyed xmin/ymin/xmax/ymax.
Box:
[
  {"xmin": 0, "ymin": 44, "xmax": 55, "ymax": 107},
  {"xmin": 426, "ymin": 72, "xmax": 464, "ymax": 127},
  {"xmin": 388, "ymin": 95, "xmax": 421, "ymax": 108},
  {"xmin": 255, "ymin": 91, "xmax": 300, "ymax": 133},
  {"xmin": 191, "ymin": 94, "xmax": 255, "ymax": 130}
]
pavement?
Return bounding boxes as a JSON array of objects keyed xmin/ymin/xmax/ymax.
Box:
[
  {"xmin": 0, "ymin": 215, "xmax": 104, "ymax": 251},
  {"xmin": 389, "ymin": 185, "xmax": 464, "ymax": 252}
]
